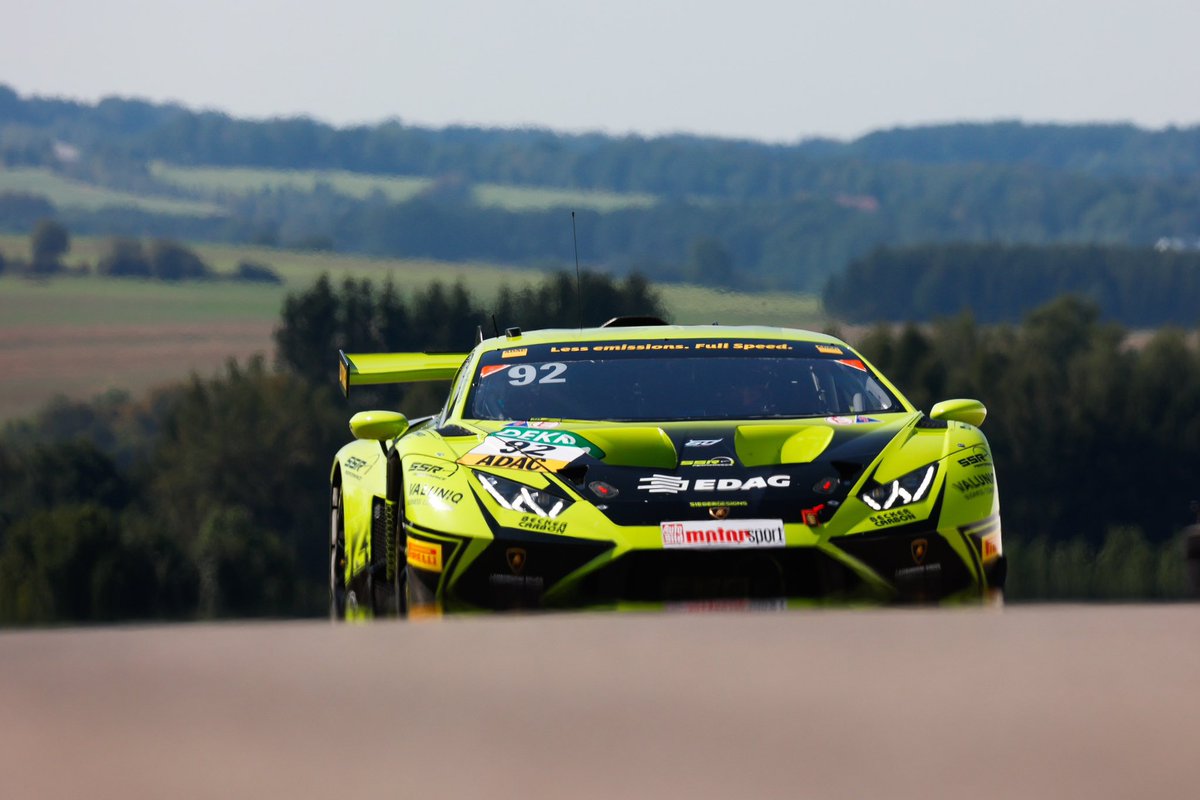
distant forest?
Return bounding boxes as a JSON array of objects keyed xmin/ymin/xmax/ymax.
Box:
[
  {"xmin": 3, "ymin": 84, "xmax": 1200, "ymax": 294},
  {"xmin": 826, "ymin": 243, "xmax": 1200, "ymax": 326}
]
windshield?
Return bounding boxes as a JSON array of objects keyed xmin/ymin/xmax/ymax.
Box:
[{"xmin": 465, "ymin": 339, "xmax": 903, "ymax": 422}]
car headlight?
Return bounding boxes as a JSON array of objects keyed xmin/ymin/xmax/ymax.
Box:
[
  {"xmin": 475, "ymin": 472, "xmax": 574, "ymax": 518},
  {"xmin": 860, "ymin": 464, "xmax": 937, "ymax": 511}
]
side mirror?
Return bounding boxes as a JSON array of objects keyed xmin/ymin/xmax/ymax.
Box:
[
  {"xmin": 349, "ymin": 410, "xmax": 409, "ymax": 441},
  {"xmin": 930, "ymin": 398, "xmax": 987, "ymax": 428}
]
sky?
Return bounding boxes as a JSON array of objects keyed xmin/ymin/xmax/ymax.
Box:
[{"xmin": 2, "ymin": 0, "xmax": 1198, "ymax": 143}]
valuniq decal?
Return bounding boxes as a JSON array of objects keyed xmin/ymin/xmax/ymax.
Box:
[{"xmin": 952, "ymin": 472, "xmax": 995, "ymax": 499}]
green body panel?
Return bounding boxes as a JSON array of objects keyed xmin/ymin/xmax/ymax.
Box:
[{"xmin": 331, "ymin": 324, "xmax": 1002, "ymax": 609}]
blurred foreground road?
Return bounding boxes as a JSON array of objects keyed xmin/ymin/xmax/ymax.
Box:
[{"xmin": 1, "ymin": 605, "xmax": 1196, "ymax": 799}]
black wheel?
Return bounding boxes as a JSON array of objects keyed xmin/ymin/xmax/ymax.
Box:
[{"xmin": 330, "ymin": 478, "xmax": 347, "ymax": 619}]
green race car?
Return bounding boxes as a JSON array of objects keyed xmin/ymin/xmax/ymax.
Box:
[{"xmin": 330, "ymin": 319, "xmax": 1003, "ymax": 617}]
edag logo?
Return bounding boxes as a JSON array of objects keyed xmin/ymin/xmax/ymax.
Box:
[{"xmin": 637, "ymin": 474, "xmax": 790, "ymax": 494}]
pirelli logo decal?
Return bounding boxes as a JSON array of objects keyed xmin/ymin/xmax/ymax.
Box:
[{"xmin": 407, "ymin": 539, "xmax": 444, "ymax": 573}]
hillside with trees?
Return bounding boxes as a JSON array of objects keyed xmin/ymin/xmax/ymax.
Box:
[
  {"xmin": 4, "ymin": 84, "xmax": 1200, "ymax": 293},
  {"xmin": 825, "ymin": 243, "xmax": 1200, "ymax": 325}
]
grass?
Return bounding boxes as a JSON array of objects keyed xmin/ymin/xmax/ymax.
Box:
[
  {"xmin": 0, "ymin": 235, "xmax": 823, "ymax": 419},
  {"xmin": 149, "ymin": 162, "xmax": 658, "ymax": 212},
  {"xmin": 149, "ymin": 162, "xmax": 432, "ymax": 203},
  {"xmin": 0, "ymin": 167, "xmax": 223, "ymax": 216}
]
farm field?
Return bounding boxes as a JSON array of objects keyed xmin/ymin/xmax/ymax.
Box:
[
  {"xmin": 0, "ymin": 167, "xmax": 222, "ymax": 216},
  {"xmin": 0, "ymin": 236, "xmax": 823, "ymax": 420},
  {"xmin": 149, "ymin": 162, "xmax": 658, "ymax": 212}
]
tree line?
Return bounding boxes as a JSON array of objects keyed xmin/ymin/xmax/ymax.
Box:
[
  {"xmin": 825, "ymin": 243, "xmax": 1200, "ymax": 326},
  {"xmin": 0, "ymin": 219, "xmax": 281, "ymax": 283}
]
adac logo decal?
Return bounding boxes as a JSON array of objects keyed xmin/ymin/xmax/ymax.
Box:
[
  {"xmin": 506, "ymin": 547, "xmax": 527, "ymax": 575},
  {"xmin": 458, "ymin": 434, "xmax": 589, "ymax": 472},
  {"xmin": 911, "ymin": 538, "xmax": 928, "ymax": 565},
  {"xmin": 815, "ymin": 344, "xmax": 844, "ymax": 355},
  {"xmin": 407, "ymin": 540, "xmax": 444, "ymax": 573},
  {"xmin": 501, "ymin": 348, "xmax": 528, "ymax": 358},
  {"xmin": 638, "ymin": 474, "xmax": 790, "ymax": 494}
]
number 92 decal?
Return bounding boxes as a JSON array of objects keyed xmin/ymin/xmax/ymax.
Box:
[{"xmin": 508, "ymin": 362, "xmax": 568, "ymax": 386}]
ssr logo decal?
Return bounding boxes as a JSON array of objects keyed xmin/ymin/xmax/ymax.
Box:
[
  {"xmin": 957, "ymin": 448, "xmax": 991, "ymax": 469},
  {"xmin": 638, "ymin": 474, "xmax": 790, "ymax": 494},
  {"xmin": 517, "ymin": 515, "xmax": 568, "ymax": 535},
  {"xmin": 869, "ymin": 508, "xmax": 918, "ymax": 528},
  {"xmin": 408, "ymin": 460, "xmax": 453, "ymax": 479},
  {"xmin": 680, "ymin": 457, "xmax": 735, "ymax": 467},
  {"xmin": 344, "ymin": 455, "xmax": 376, "ymax": 475},
  {"xmin": 661, "ymin": 519, "xmax": 786, "ymax": 549},
  {"xmin": 407, "ymin": 540, "xmax": 444, "ymax": 573}
]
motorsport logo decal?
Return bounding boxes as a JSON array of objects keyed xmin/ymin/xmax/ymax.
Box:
[
  {"xmin": 824, "ymin": 415, "xmax": 880, "ymax": 425},
  {"xmin": 661, "ymin": 519, "xmax": 786, "ymax": 549},
  {"xmin": 638, "ymin": 474, "xmax": 790, "ymax": 494}
]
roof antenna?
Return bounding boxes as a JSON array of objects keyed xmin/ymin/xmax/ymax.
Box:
[
  {"xmin": 491, "ymin": 313, "xmax": 500, "ymax": 338},
  {"xmin": 571, "ymin": 210, "xmax": 583, "ymax": 330}
]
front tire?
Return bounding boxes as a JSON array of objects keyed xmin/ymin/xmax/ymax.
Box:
[{"xmin": 330, "ymin": 478, "xmax": 348, "ymax": 619}]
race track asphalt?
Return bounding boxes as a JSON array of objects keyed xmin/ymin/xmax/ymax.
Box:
[{"xmin": 0, "ymin": 604, "xmax": 1196, "ymax": 799}]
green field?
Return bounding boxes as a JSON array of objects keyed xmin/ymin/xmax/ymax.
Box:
[
  {"xmin": 0, "ymin": 236, "xmax": 822, "ymax": 419},
  {"xmin": 150, "ymin": 162, "xmax": 657, "ymax": 212},
  {"xmin": 0, "ymin": 167, "xmax": 223, "ymax": 216}
]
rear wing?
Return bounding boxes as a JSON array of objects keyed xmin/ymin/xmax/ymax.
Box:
[{"xmin": 338, "ymin": 350, "xmax": 468, "ymax": 398}]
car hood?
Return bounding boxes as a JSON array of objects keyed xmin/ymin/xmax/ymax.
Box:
[{"xmin": 444, "ymin": 414, "xmax": 924, "ymax": 525}]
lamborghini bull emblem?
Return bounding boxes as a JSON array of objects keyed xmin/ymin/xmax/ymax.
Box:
[
  {"xmin": 911, "ymin": 538, "xmax": 928, "ymax": 565},
  {"xmin": 506, "ymin": 547, "xmax": 527, "ymax": 575},
  {"xmin": 708, "ymin": 506, "xmax": 731, "ymax": 520}
]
